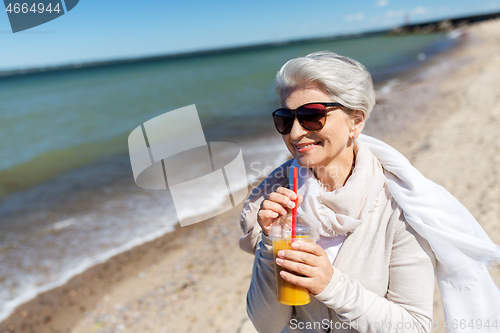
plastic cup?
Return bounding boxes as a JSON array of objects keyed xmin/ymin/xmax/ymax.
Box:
[{"xmin": 270, "ymin": 221, "xmax": 317, "ymax": 306}]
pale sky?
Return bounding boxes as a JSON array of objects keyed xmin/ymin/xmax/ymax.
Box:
[{"xmin": 1, "ymin": 0, "xmax": 499, "ymax": 71}]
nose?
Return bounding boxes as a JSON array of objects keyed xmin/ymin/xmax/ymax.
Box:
[{"xmin": 288, "ymin": 117, "xmax": 308, "ymax": 140}]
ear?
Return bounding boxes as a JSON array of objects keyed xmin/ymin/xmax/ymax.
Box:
[{"xmin": 350, "ymin": 110, "xmax": 366, "ymax": 139}]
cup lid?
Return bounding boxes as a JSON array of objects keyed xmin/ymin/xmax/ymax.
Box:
[{"xmin": 269, "ymin": 218, "xmax": 317, "ymax": 240}]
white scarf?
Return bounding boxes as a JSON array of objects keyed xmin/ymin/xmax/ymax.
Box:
[
  {"xmin": 289, "ymin": 139, "xmax": 385, "ymax": 238},
  {"xmin": 289, "ymin": 134, "xmax": 500, "ymax": 332}
]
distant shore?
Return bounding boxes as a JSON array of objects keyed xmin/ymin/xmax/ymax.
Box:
[{"xmin": 2, "ymin": 18, "xmax": 500, "ymax": 333}]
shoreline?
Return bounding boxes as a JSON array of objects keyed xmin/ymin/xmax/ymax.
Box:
[
  {"xmin": 364, "ymin": 30, "xmax": 470, "ymax": 142},
  {"xmin": 0, "ymin": 206, "xmax": 255, "ymax": 333},
  {"xmin": 2, "ymin": 19, "xmax": 500, "ymax": 333}
]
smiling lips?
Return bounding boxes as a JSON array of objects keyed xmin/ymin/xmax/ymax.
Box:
[{"xmin": 295, "ymin": 142, "xmax": 321, "ymax": 153}]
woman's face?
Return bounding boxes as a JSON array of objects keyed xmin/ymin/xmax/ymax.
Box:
[{"xmin": 282, "ymin": 87, "xmax": 356, "ymax": 171}]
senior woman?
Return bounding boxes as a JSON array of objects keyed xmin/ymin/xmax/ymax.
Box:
[{"xmin": 239, "ymin": 51, "xmax": 500, "ymax": 333}]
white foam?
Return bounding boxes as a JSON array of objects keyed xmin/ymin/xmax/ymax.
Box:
[
  {"xmin": 49, "ymin": 218, "xmax": 77, "ymax": 230},
  {"xmin": 0, "ymin": 135, "xmax": 291, "ymax": 323},
  {"xmin": 0, "ymin": 172, "xmax": 247, "ymax": 323},
  {"xmin": 0, "ymin": 222, "xmax": 175, "ymax": 323},
  {"xmin": 173, "ymin": 184, "xmax": 236, "ymax": 221},
  {"xmin": 447, "ymin": 29, "xmax": 463, "ymax": 39}
]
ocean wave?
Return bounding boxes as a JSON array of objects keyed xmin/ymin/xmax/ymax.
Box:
[{"xmin": 0, "ymin": 222, "xmax": 176, "ymax": 323}]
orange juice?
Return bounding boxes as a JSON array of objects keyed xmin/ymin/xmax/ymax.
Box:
[{"xmin": 272, "ymin": 237, "xmax": 313, "ymax": 306}]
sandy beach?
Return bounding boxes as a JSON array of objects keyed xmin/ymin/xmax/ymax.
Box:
[{"xmin": 2, "ymin": 18, "xmax": 500, "ymax": 333}]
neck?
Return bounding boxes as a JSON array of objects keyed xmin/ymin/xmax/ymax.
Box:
[{"xmin": 312, "ymin": 144, "xmax": 355, "ymax": 191}]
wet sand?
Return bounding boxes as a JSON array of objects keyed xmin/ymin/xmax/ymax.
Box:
[{"xmin": 2, "ymin": 18, "xmax": 500, "ymax": 333}]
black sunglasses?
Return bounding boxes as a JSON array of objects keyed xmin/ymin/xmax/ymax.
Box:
[{"xmin": 272, "ymin": 102, "xmax": 344, "ymax": 135}]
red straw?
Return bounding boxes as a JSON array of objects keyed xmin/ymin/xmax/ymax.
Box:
[{"xmin": 292, "ymin": 167, "xmax": 298, "ymax": 240}]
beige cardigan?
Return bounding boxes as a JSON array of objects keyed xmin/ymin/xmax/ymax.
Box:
[{"xmin": 241, "ymin": 154, "xmax": 437, "ymax": 333}]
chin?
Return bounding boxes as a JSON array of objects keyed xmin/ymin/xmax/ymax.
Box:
[{"xmin": 294, "ymin": 155, "xmax": 322, "ymax": 169}]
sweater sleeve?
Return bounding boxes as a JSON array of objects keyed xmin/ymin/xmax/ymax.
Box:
[
  {"xmin": 247, "ymin": 233, "xmax": 293, "ymax": 333},
  {"xmin": 315, "ymin": 221, "xmax": 436, "ymax": 333}
]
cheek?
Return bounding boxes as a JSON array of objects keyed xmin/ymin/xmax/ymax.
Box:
[
  {"xmin": 322, "ymin": 117, "xmax": 351, "ymax": 142},
  {"xmin": 282, "ymin": 135, "xmax": 294, "ymax": 152},
  {"xmin": 320, "ymin": 128, "xmax": 347, "ymax": 145}
]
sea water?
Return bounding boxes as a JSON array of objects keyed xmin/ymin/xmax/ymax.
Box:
[{"xmin": 0, "ymin": 31, "xmax": 458, "ymax": 321}]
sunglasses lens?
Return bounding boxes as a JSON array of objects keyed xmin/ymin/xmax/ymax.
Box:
[
  {"xmin": 297, "ymin": 104, "xmax": 327, "ymax": 131},
  {"xmin": 273, "ymin": 109, "xmax": 294, "ymax": 134}
]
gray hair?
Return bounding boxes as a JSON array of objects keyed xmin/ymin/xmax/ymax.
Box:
[{"xmin": 275, "ymin": 51, "xmax": 376, "ymax": 119}]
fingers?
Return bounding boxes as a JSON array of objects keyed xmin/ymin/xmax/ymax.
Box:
[
  {"xmin": 276, "ymin": 243, "xmax": 334, "ymax": 295},
  {"xmin": 279, "ymin": 270, "xmax": 311, "ymax": 289},
  {"xmin": 275, "ymin": 256, "xmax": 314, "ymax": 277},
  {"xmin": 260, "ymin": 199, "xmax": 288, "ymax": 216},
  {"xmin": 276, "ymin": 246, "xmax": 319, "ymax": 266},
  {"xmin": 268, "ymin": 187, "xmax": 297, "ymax": 210},
  {"xmin": 297, "ymin": 194, "xmax": 303, "ymax": 207},
  {"xmin": 289, "ymin": 241, "xmax": 325, "ymax": 257},
  {"xmin": 277, "ymin": 186, "xmax": 298, "ymax": 201},
  {"xmin": 257, "ymin": 199, "xmax": 288, "ymax": 235},
  {"xmin": 257, "ymin": 187, "xmax": 300, "ymax": 235},
  {"xmin": 275, "ymin": 242, "xmax": 326, "ymax": 269}
]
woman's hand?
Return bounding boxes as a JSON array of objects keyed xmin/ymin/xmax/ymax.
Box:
[
  {"xmin": 275, "ymin": 241, "xmax": 333, "ymax": 296},
  {"xmin": 257, "ymin": 187, "xmax": 303, "ymax": 236}
]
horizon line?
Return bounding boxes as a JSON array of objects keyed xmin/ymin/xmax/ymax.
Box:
[{"xmin": 1, "ymin": 10, "xmax": 499, "ymax": 79}]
